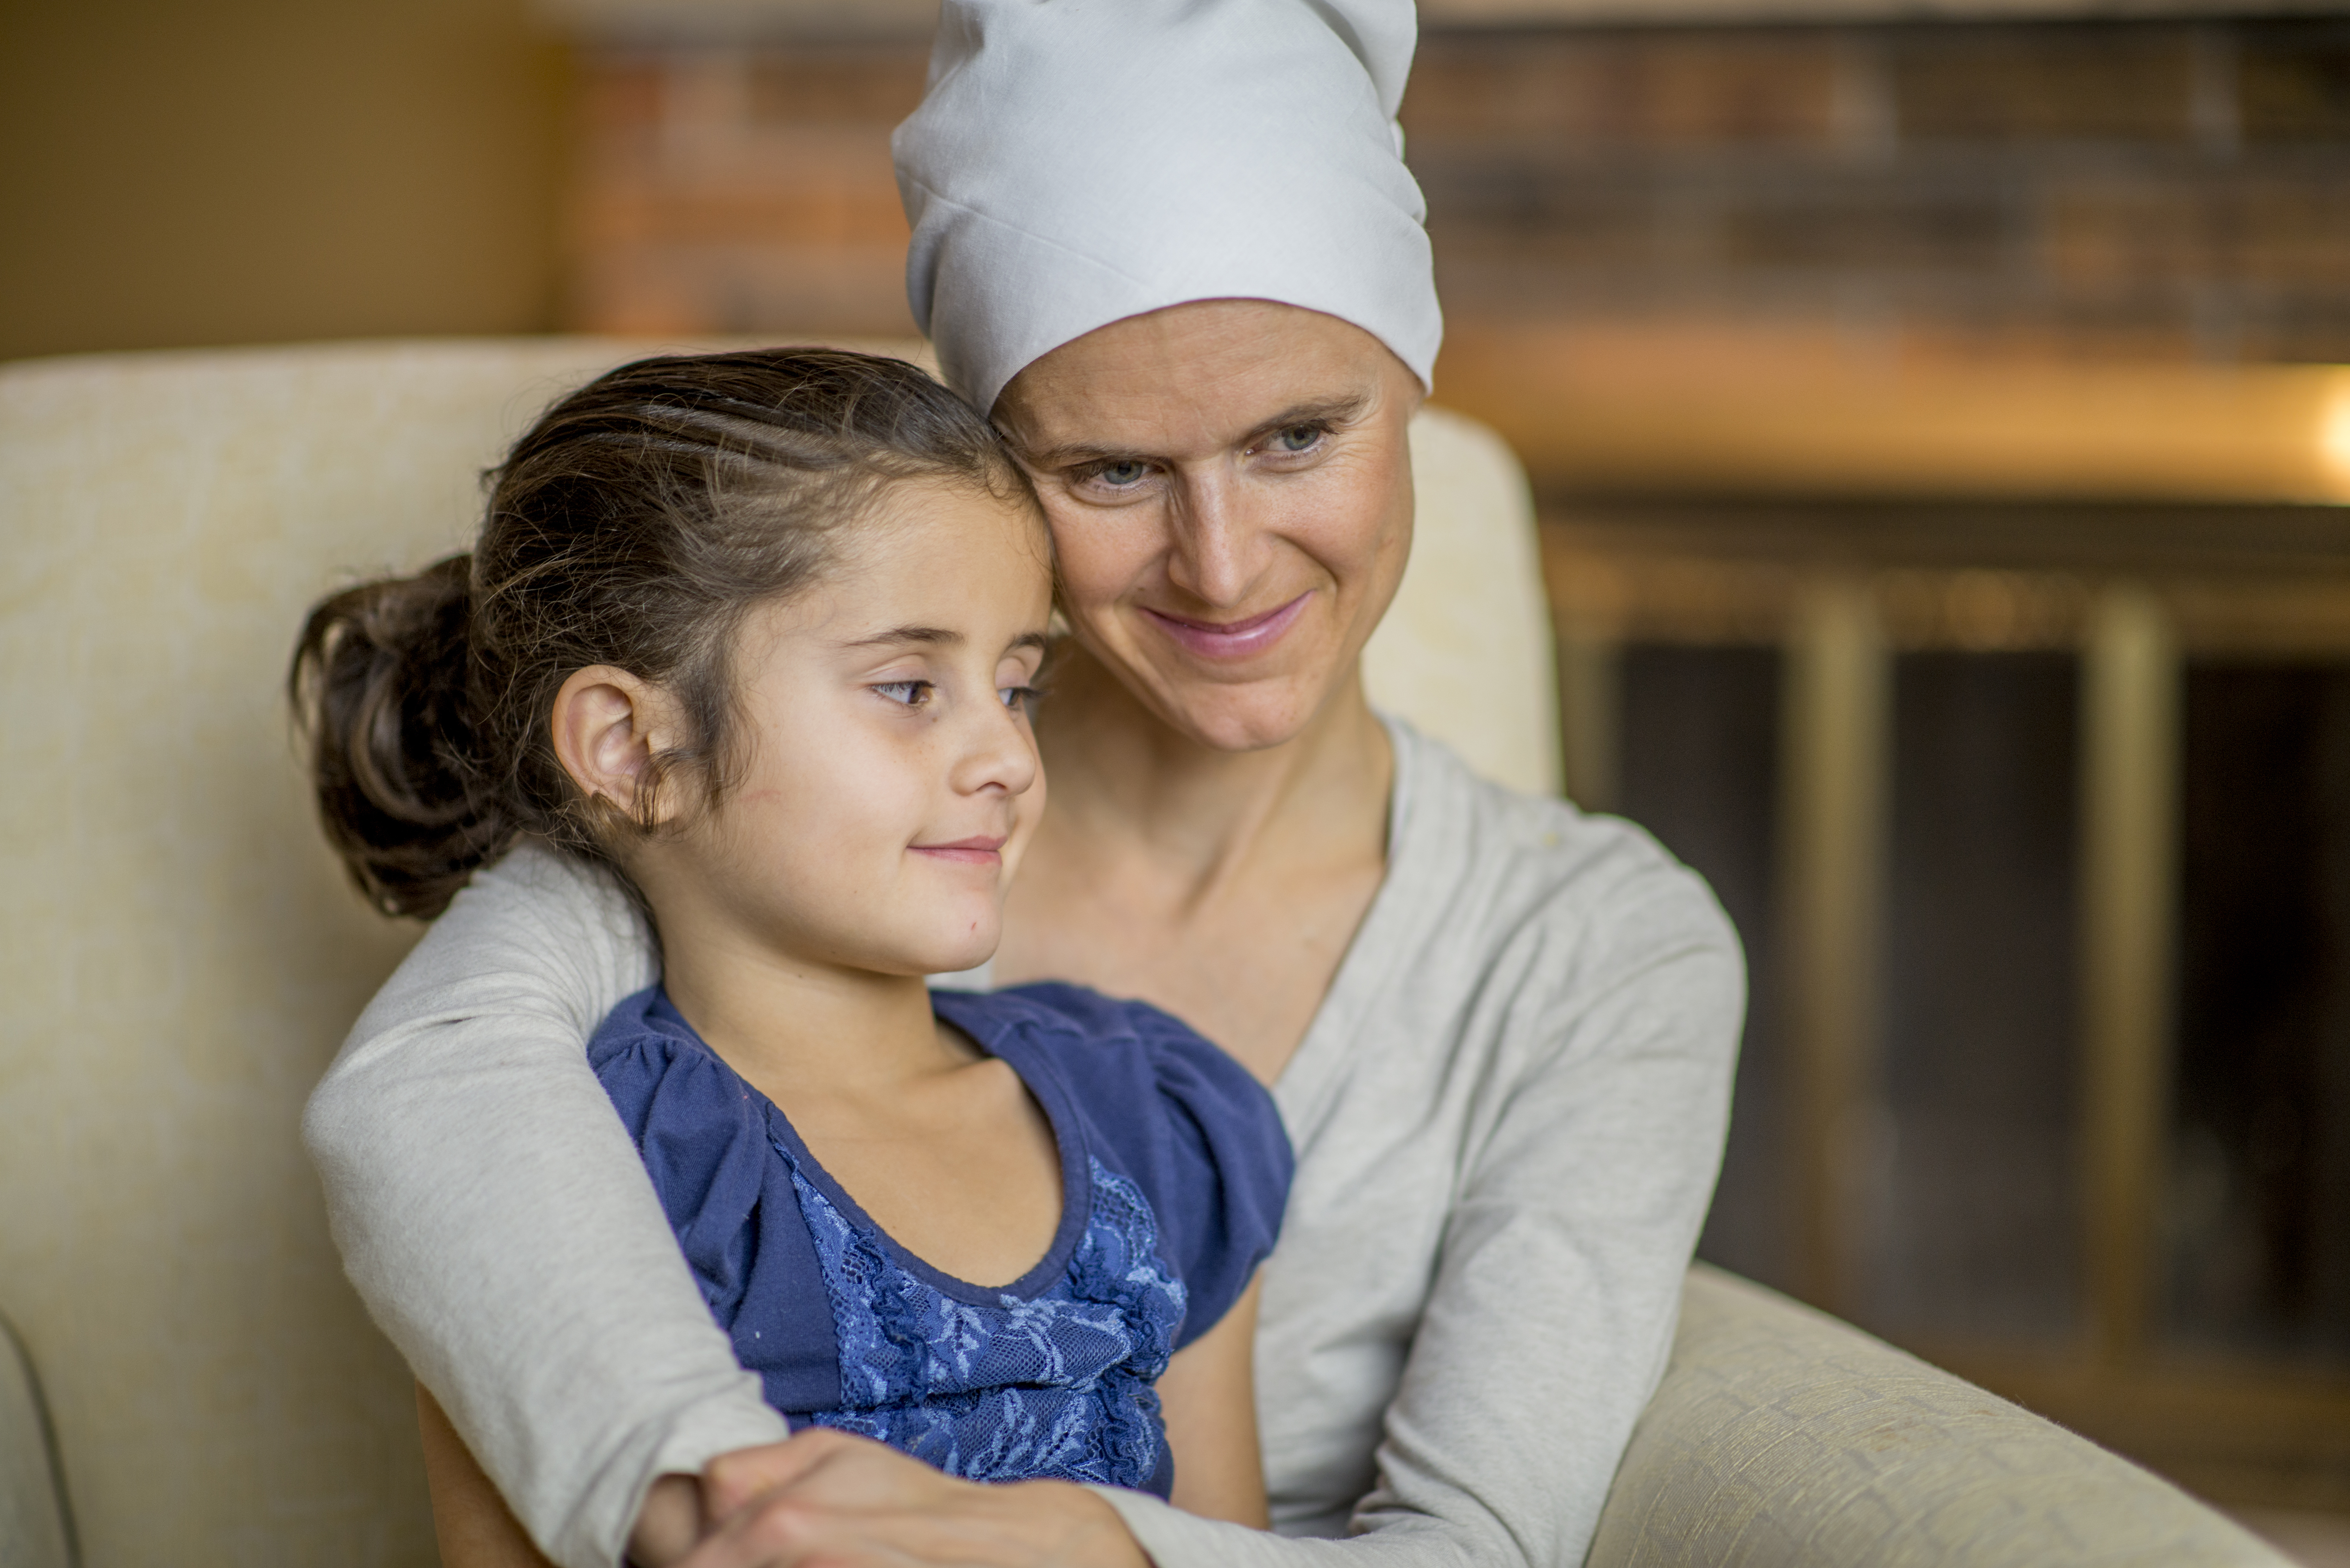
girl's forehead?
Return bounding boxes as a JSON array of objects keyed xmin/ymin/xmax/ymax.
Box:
[
  {"xmin": 777, "ymin": 483, "xmax": 1051, "ymax": 629},
  {"xmin": 858, "ymin": 479, "xmax": 1049, "ymax": 559}
]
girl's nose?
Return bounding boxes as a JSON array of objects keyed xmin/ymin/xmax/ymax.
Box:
[{"xmin": 949, "ymin": 685, "xmax": 1042, "ymax": 799}]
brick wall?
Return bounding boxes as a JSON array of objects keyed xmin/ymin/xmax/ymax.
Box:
[
  {"xmin": 565, "ymin": 20, "xmax": 2350, "ymax": 362},
  {"xmin": 1406, "ymin": 18, "xmax": 2350, "ymax": 365},
  {"xmin": 567, "ymin": 44, "xmax": 925, "ymax": 336}
]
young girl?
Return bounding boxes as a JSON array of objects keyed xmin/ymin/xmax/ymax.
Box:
[{"xmin": 292, "ymin": 349, "xmax": 1290, "ymax": 1563}]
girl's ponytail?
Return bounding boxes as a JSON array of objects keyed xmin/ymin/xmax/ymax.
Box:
[{"xmin": 292, "ymin": 554, "xmax": 515, "ymax": 918}]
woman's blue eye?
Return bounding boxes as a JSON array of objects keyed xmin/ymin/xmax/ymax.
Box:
[
  {"xmin": 1095, "ymin": 460, "xmax": 1150, "ymax": 487},
  {"xmin": 1273, "ymin": 424, "xmax": 1322, "ymax": 453},
  {"xmin": 874, "ymin": 680, "xmax": 933, "ymax": 708}
]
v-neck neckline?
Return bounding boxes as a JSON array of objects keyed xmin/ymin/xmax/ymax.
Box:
[
  {"xmin": 1266, "ymin": 714, "xmax": 1429, "ymax": 1137},
  {"xmin": 661, "ymin": 991, "xmax": 1094, "ymax": 1306}
]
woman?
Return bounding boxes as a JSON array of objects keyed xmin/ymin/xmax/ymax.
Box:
[{"xmin": 303, "ymin": 3, "xmax": 1742, "ymax": 1565}]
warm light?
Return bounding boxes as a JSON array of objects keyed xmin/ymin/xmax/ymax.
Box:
[{"xmin": 2322, "ymin": 373, "xmax": 2350, "ymax": 501}]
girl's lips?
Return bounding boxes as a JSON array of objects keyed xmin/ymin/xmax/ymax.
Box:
[
  {"xmin": 910, "ymin": 835, "xmax": 1006, "ymax": 866},
  {"xmin": 1140, "ymin": 592, "xmax": 1310, "ymax": 661}
]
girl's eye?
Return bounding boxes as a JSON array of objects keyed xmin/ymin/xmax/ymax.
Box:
[
  {"xmin": 999, "ymin": 684, "xmax": 1040, "ymax": 712},
  {"xmin": 873, "ymin": 680, "xmax": 934, "ymax": 709}
]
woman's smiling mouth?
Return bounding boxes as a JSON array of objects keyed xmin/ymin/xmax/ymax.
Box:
[
  {"xmin": 1140, "ymin": 592, "xmax": 1310, "ymax": 661},
  {"xmin": 909, "ymin": 835, "xmax": 1007, "ymax": 866}
]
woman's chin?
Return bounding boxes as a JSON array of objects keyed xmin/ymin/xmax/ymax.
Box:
[{"xmin": 1149, "ymin": 667, "xmax": 1359, "ymax": 755}]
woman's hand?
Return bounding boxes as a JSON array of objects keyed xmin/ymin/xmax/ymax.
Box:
[{"xmin": 672, "ymin": 1429, "xmax": 1150, "ymax": 1568}]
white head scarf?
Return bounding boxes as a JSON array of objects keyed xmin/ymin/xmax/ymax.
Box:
[{"xmin": 893, "ymin": 0, "xmax": 1440, "ymax": 411}]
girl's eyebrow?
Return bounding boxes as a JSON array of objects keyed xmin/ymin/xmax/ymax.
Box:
[
  {"xmin": 845, "ymin": 627, "xmax": 1052, "ymax": 653},
  {"xmin": 847, "ymin": 625, "xmax": 962, "ymax": 648}
]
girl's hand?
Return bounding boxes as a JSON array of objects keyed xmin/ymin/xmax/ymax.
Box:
[{"xmin": 675, "ymin": 1429, "xmax": 1149, "ymax": 1568}]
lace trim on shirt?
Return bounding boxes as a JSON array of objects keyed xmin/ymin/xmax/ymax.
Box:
[{"xmin": 784, "ymin": 1150, "xmax": 1187, "ymax": 1490}]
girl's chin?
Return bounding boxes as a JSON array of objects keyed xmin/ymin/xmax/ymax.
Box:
[{"xmin": 902, "ymin": 924, "xmax": 1003, "ymax": 979}]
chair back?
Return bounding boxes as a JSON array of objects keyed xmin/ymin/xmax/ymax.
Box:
[{"xmin": 0, "ymin": 337, "xmax": 1555, "ymax": 1563}]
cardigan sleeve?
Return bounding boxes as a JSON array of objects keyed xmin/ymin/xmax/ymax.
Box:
[{"xmin": 300, "ymin": 843, "xmax": 791, "ymax": 1568}]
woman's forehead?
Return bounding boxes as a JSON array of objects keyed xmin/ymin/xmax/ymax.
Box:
[{"xmin": 995, "ymin": 302, "xmax": 1406, "ymax": 456}]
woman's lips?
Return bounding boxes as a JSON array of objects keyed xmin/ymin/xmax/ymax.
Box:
[
  {"xmin": 909, "ymin": 835, "xmax": 1005, "ymax": 866},
  {"xmin": 1140, "ymin": 592, "xmax": 1310, "ymax": 661}
]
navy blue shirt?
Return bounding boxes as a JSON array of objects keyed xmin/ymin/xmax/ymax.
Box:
[{"xmin": 588, "ymin": 982, "xmax": 1293, "ymax": 1498}]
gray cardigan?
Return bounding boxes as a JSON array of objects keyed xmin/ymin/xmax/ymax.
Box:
[{"xmin": 303, "ymin": 720, "xmax": 1743, "ymax": 1568}]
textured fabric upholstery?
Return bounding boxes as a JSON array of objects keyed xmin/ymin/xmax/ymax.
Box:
[{"xmin": 1592, "ymin": 1267, "xmax": 2292, "ymax": 1568}]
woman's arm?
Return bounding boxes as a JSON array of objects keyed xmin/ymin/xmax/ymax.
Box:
[
  {"xmin": 1156, "ymin": 1272, "xmax": 1267, "ymax": 1527},
  {"xmin": 304, "ymin": 843, "xmax": 790, "ymax": 1568}
]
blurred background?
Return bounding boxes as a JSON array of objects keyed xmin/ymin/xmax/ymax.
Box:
[{"xmin": 4, "ymin": 0, "xmax": 2347, "ymax": 1558}]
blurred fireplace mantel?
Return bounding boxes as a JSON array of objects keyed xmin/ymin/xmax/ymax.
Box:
[{"xmin": 1437, "ymin": 323, "xmax": 2350, "ymax": 506}]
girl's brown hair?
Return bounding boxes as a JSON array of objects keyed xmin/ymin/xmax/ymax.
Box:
[{"xmin": 291, "ymin": 347, "xmax": 1030, "ymax": 919}]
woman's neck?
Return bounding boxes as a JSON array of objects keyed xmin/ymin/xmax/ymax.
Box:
[
  {"xmin": 1033, "ymin": 642, "xmax": 1393, "ymax": 901},
  {"xmin": 997, "ymin": 642, "xmax": 1394, "ymax": 1080}
]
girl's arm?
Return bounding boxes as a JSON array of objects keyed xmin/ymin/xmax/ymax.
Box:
[
  {"xmin": 419, "ymin": 1383, "xmax": 558, "ymax": 1568},
  {"xmin": 1156, "ymin": 1272, "xmax": 1267, "ymax": 1527},
  {"xmin": 304, "ymin": 842, "xmax": 790, "ymax": 1568},
  {"xmin": 420, "ymin": 1384, "xmax": 713, "ymax": 1568}
]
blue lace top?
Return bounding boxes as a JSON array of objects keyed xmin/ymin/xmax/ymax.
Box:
[{"xmin": 589, "ymin": 983, "xmax": 1293, "ymax": 1499}]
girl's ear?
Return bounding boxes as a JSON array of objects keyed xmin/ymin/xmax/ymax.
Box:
[{"xmin": 550, "ymin": 665, "xmax": 683, "ymax": 827}]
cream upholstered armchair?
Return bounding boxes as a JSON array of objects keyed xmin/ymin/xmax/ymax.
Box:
[{"xmin": 0, "ymin": 341, "xmax": 2290, "ymax": 1568}]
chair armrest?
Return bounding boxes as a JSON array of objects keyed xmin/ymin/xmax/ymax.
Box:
[
  {"xmin": 1590, "ymin": 1264, "xmax": 2290, "ymax": 1567},
  {"xmin": 0, "ymin": 1312, "xmax": 77, "ymax": 1568}
]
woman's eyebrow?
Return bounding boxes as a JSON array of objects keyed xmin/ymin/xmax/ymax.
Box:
[
  {"xmin": 1235, "ymin": 393, "xmax": 1372, "ymax": 448},
  {"xmin": 1019, "ymin": 436, "xmax": 1147, "ymax": 469},
  {"xmin": 1020, "ymin": 393, "xmax": 1375, "ymax": 469}
]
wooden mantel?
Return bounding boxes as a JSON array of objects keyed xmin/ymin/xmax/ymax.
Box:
[{"xmin": 1437, "ymin": 322, "xmax": 2350, "ymax": 506}]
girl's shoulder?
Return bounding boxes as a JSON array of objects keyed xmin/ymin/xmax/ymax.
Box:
[
  {"xmin": 586, "ymin": 986, "xmax": 744, "ymax": 1129},
  {"xmin": 931, "ymin": 982, "xmax": 1285, "ymax": 1157},
  {"xmin": 933, "ymin": 983, "xmax": 1292, "ymax": 1349}
]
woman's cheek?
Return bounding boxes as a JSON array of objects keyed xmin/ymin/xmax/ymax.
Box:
[
  {"xmin": 1042, "ymin": 495, "xmax": 1158, "ymax": 601},
  {"xmin": 1280, "ymin": 474, "xmax": 1402, "ymax": 600}
]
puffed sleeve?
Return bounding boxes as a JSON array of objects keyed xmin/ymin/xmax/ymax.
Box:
[
  {"xmin": 1121, "ymin": 996, "xmax": 1293, "ymax": 1348},
  {"xmin": 588, "ymin": 991, "xmax": 766, "ymax": 1319},
  {"xmin": 952, "ymin": 984, "xmax": 1294, "ymax": 1351},
  {"xmin": 589, "ymin": 993, "xmax": 841, "ymax": 1415}
]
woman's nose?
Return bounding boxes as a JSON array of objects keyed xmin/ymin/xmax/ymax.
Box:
[{"xmin": 1164, "ymin": 466, "xmax": 1260, "ymax": 609}]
